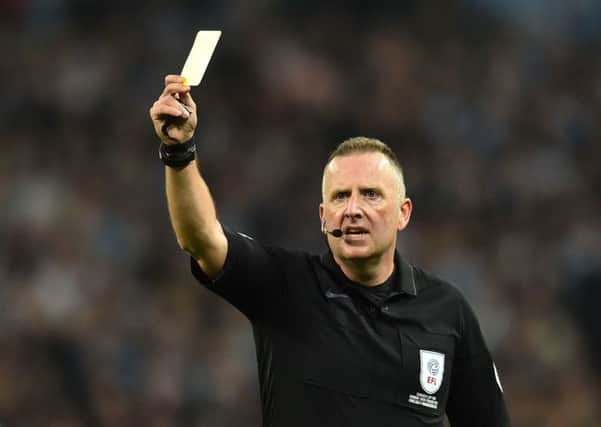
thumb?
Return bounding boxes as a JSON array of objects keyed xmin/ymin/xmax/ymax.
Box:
[{"xmin": 180, "ymin": 91, "xmax": 196, "ymax": 110}]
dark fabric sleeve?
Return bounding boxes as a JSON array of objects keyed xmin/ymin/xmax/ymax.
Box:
[
  {"xmin": 446, "ymin": 296, "xmax": 511, "ymax": 427},
  {"xmin": 190, "ymin": 228, "xmax": 283, "ymax": 321}
]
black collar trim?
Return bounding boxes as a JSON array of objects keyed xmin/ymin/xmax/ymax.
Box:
[{"xmin": 318, "ymin": 251, "xmax": 417, "ymax": 298}]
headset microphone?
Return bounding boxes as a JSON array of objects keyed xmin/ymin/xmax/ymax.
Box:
[
  {"xmin": 328, "ymin": 229, "xmax": 343, "ymax": 238},
  {"xmin": 322, "ymin": 221, "xmax": 343, "ymax": 238}
]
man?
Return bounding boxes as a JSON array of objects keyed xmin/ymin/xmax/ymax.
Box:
[{"xmin": 149, "ymin": 75, "xmax": 511, "ymax": 426}]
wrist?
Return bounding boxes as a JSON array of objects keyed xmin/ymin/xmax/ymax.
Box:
[{"xmin": 159, "ymin": 138, "xmax": 196, "ymax": 168}]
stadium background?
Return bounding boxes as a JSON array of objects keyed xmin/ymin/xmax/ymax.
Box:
[{"xmin": 1, "ymin": 0, "xmax": 600, "ymax": 425}]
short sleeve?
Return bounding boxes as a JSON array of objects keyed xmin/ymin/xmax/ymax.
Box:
[
  {"xmin": 190, "ymin": 228, "xmax": 284, "ymax": 321},
  {"xmin": 446, "ymin": 296, "xmax": 511, "ymax": 427}
]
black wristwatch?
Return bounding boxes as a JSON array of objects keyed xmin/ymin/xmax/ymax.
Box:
[{"xmin": 159, "ymin": 138, "xmax": 196, "ymax": 168}]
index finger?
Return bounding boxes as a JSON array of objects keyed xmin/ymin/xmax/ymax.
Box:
[
  {"xmin": 161, "ymin": 82, "xmax": 191, "ymax": 97},
  {"xmin": 164, "ymin": 74, "xmax": 186, "ymax": 86}
]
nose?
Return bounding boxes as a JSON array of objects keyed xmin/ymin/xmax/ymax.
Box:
[{"xmin": 344, "ymin": 193, "xmax": 363, "ymax": 219}]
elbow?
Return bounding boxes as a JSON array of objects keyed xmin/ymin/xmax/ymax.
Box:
[
  {"xmin": 176, "ymin": 234, "xmax": 212, "ymax": 260},
  {"xmin": 174, "ymin": 224, "xmax": 225, "ymax": 259},
  {"xmin": 176, "ymin": 236, "xmax": 198, "ymax": 257}
]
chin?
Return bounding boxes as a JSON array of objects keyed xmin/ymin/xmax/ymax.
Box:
[{"xmin": 338, "ymin": 245, "xmax": 374, "ymax": 261}]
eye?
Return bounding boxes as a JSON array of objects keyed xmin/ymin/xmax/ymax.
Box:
[
  {"xmin": 364, "ymin": 189, "xmax": 379, "ymax": 199},
  {"xmin": 333, "ymin": 191, "xmax": 348, "ymax": 201}
]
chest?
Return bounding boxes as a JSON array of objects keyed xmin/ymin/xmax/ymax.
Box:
[{"xmin": 274, "ymin": 265, "xmax": 458, "ymax": 420}]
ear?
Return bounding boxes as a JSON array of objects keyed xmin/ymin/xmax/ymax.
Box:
[
  {"xmin": 397, "ymin": 198, "xmax": 413, "ymax": 232},
  {"xmin": 319, "ymin": 203, "xmax": 325, "ymax": 231}
]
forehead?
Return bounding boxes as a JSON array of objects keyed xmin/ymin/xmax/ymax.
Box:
[{"xmin": 323, "ymin": 152, "xmax": 398, "ymax": 189}]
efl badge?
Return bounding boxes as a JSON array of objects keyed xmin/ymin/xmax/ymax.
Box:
[{"xmin": 419, "ymin": 350, "xmax": 445, "ymax": 394}]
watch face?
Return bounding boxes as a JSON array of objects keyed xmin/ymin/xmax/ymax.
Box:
[{"xmin": 159, "ymin": 141, "xmax": 196, "ymax": 167}]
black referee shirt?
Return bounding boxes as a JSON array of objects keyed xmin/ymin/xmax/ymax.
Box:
[{"xmin": 191, "ymin": 229, "xmax": 511, "ymax": 427}]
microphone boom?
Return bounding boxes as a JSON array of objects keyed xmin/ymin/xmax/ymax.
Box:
[{"xmin": 328, "ymin": 229, "xmax": 343, "ymax": 238}]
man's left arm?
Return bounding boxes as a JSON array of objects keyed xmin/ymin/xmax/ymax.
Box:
[{"xmin": 446, "ymin": 298, "xmax": 511, "ymax": 427}]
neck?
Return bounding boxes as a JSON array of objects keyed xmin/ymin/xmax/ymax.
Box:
[{"xmin": 333, "ymin": 250, "xmax": 395, "ymax": 287}]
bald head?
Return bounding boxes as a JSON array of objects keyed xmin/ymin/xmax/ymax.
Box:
[{"xmin": 322, "ymin": 137, "xmax": 407, "ymax": 203}]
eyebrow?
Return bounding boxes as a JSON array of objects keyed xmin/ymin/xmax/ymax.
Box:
[{"xmin": 328, "ymin": 186, "xmax": 384, "ymax": 196}]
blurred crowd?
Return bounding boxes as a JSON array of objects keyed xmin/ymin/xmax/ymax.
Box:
[{"xmin": 1, "ymin": 1, "xmax": 600, "ymax": 426}]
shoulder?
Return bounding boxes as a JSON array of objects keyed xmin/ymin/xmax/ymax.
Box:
[
  {"xmin": 409, "ymin": 263, "xmax": 477, "ymax": 332},
  {"xmin": 225, "ymin": 228, "xmax": 314, "ymax": 266},
  {"xmin": 412, "ymin": 265, "xmax": 467, "ymax": 304}
]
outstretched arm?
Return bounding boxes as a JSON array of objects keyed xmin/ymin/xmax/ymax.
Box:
[{"xmin": 149, "ymin": 74, "xmax": 227, "ymax": 278}]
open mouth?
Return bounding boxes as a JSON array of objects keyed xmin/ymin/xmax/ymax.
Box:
[{"xmin": 345, "ymin": 230, "xmax": 368, "ymax": 235}]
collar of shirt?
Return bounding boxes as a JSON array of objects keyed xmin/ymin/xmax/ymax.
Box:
[{"xmin": 318, "ymin": 250, "xmax": 418, "ymax": 302}]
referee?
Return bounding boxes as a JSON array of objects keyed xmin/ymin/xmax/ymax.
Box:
[{"xmin": 150, "ymin": 75, "xmax": 511, "ymax": 427}]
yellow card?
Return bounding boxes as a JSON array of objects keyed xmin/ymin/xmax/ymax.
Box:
[{"xmin": 181, "ymin": 31, "xmax": 221, "ymax": 86}]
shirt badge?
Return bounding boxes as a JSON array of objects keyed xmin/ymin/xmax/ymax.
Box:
[{"xmin": 419, "ymin": 350, "xmax": 445, "ymax": 394}]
